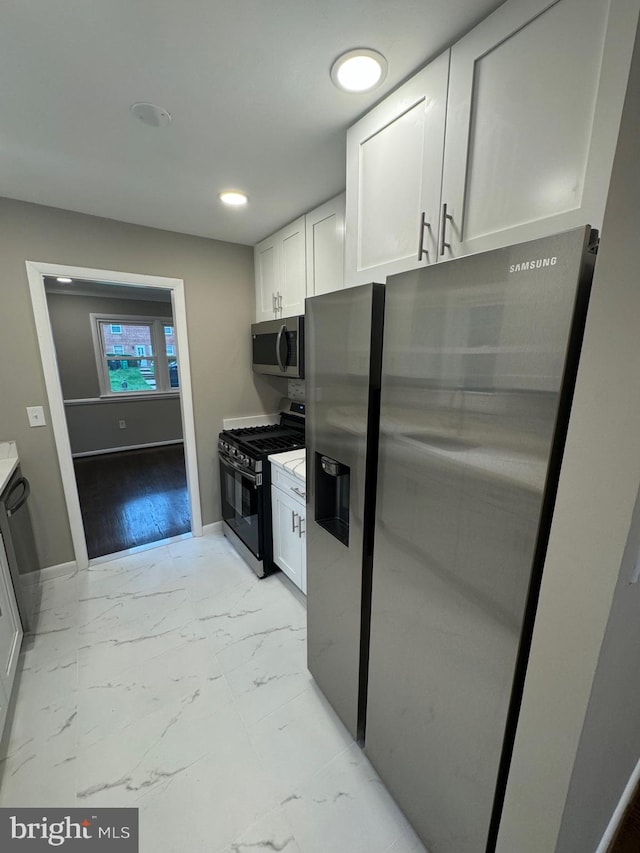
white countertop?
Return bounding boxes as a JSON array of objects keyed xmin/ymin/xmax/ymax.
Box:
[
  {"xmin": 0, "ymin": 442, "xmax": 19, "ymax": 494},
  {"xmin": 268, "ymin": 449, "xmax": 306, "ymax": 484}
]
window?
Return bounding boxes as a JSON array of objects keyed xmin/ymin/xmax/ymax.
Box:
[{"xmin": 92, "ymin": 314, "xmax": 180, "ymax": 396}]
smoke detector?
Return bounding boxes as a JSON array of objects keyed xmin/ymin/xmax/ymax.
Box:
[{"xmin": 130, "ymin": 102, "xmax": 172, "ymax": 127}]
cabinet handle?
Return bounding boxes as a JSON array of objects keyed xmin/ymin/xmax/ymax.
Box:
[
  {"xmin": 272, "ymin": 293, "xmax": 277, "ymax": 314},
  {"xmin": 291, "ymin": 486, "xmax": 306, "ymax": 499},
  {"xmin": 291, "ymin": 509, "xmax": 296, "ymax": 533},
  {"xmin": 440, "ymin": 203, "xmax": 453, "ymax": 256},
  {"xmin": 298, "ymin": 516, "xmax": 305, "ymax": 538},
  {"xmin": 417, "ymin": 211, "xmax": 430, "ymax": 260},
  {"xmin": 278, "ymin": 292, "xmax": 283, "ymax": 315}
]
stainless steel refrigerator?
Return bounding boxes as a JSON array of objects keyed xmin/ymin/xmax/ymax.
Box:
[
  {"xmin": 306, "ymin": 282, "xmax": 384, "ymax": 741},
  {"xmin": 306, "ymin": 226, "xmax": 596, "ymax": 852}
]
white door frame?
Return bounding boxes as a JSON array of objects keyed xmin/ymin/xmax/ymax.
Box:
[{"xmin": 25, "ymin": 260, "xmax": 203, "ymax": 570}]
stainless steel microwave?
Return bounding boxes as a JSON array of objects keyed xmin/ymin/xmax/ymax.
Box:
[{"xmin": 251, "ymin": 315, "xmax": 304, "ymax": 379}]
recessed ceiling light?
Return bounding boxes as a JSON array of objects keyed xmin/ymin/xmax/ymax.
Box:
[
  {"xmin": 219, "ymin": 191, "xmax": 248, "ymax": 207},
  {"xmin": 56, "ymin": 277, "xmax": 73, "ymax": 283},
  {"xmin": 330, "ymin": 48, "xmax": 388, "ymax": 93},
  {"xmin": 131, "ymin": 102, "xmax": 172, "ymax": 127}
]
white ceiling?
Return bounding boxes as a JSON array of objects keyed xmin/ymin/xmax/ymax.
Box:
[{"xmin": 1, "ymin": 0, "xmax": 505, "ymax": 246}]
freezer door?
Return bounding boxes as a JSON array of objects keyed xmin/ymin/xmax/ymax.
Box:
[
  {"xmin": 365, "ymin": 228, "xmax": 593, "ymax": 852},
  {"xmin": 305, "ymin": 283, "xmax": 384, "ymax": 740}
]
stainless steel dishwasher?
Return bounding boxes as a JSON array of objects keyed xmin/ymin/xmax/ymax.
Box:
[{"xmin": 0, "ymin": 467, "xmax": 38, "ymax": 631}]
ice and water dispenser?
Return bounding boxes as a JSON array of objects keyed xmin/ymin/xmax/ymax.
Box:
[{"xmin": 315, "ymin": 453, "xmax": 350, "ymax": 546}]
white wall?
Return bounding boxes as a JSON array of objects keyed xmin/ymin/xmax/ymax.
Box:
[{"xmin": 496, "ymin": 22, "xmax": 640, "ymax": 853}]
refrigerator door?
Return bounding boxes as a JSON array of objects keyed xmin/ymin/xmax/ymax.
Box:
[
  {"xmin": 366, "ymin": 228, "xmax": 593, "ymax": 852},
  {"xmin": 306, "ymin": 283, "xmax": 384, "ymax": 740}
]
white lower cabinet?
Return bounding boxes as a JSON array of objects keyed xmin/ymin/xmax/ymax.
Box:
[
  {"xmin": 271, "ymin": 464, "xmax": 306, "ymax": 594},
  {"xmin": 0, "ymin": 532, "xmax": 23, "ymax": 736}
]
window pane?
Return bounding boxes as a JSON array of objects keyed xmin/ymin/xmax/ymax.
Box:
[
  {"xmin": 168, "ymin": 359, "xmax": 179, "ymax": 388},
  {"xmin": 164, "ymin": 325, "xmax": 176, "ymax": 359},
  {"xmin": 106, "ymin": 358, "xmax": 156, "ymax": 392},
  {"xmin": 101, "ymin": 321, "xmax": 154, "ymax": 359}
]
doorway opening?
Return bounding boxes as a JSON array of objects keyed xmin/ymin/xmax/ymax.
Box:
[{"xmin": 26, "ymin": 262, "xmax": 202, "ymax": 570}]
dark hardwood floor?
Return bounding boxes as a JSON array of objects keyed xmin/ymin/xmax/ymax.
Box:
[{"xmin": 74, "ymin": 444, "xmax": 191, "ymax": 559}]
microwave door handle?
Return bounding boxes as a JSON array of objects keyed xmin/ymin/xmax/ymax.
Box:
[{"xmin": 276, "ymin": 324, "xmax": 287, "ymax": 373}]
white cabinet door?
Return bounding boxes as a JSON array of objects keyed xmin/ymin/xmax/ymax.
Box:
[
  {"xmin": 271, "ymin": 485, "xmax": 305, "ymax": 592},
  {"xmin": 0, "ymin": 533, "xmax": 23, "ymax": 734},
  {"xmin": 440, "ymin": 0, "xmax": 640, "ymax": 259},
  {"xmin": 306, "ymin": 194, "xmax": 345, "ymax": 297},
  {"xmin": 255, "ymin": 237, "xmax": 280, "ymax": 322},
  {"xmin": 255, "ymin": 216, "xmax": 306, "ymax": 321},
  {"xmin": 279, "ymin": 216, "xmax": 306, "ymax": 317},
  {"xmin": 345, "ymin": 51, "xmax": 449, "ymax": 286}
]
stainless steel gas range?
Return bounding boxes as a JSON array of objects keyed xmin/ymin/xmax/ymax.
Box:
[{"xmin": 218, "ymin": 399, "xmax": 305, "ymax": 577}]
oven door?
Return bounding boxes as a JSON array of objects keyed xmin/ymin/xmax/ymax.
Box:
[{"xmin": 219, "ymin": 456, "xmax": 264, "ymax": 561}]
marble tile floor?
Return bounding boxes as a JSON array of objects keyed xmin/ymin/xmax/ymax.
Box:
[{"xmin": 0, "ymin": 529, "xmax": 426, "ymax": 853}]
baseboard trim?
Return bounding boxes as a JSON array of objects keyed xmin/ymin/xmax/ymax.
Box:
[
  {"xmin": 72, "ymin": 439, "xmax": 183, "ymax": 458},
  {"xmin": 31, "ymin": 561, "xmax": 78, "ymax": 585},
  {"xmin": 34, "ymin": 525, "xmax": 223, "ymax": 580}
]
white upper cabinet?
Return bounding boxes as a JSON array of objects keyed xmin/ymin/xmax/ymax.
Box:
[
  {"xmin": 345, "ymin": 0, "xmax": 640, "ymax": 280},
  {"xmin": 306, "ymin": 193, "xmax": 345, "ymax": 297},
  {"xmin": 255, "ymin": 215, "xmax": 306, "ymax": 321},
  {"xmin": 345, "ymin": 51, "xmax": 449, "ymax": 286},
  {"xmin": 440, "ymin": 0, "xmax": 639, "ymax": 259}
]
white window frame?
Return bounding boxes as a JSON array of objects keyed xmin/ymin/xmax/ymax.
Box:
[{"xmin": 91, "ymin": 313, "xmax": 179, "ymax": 398}]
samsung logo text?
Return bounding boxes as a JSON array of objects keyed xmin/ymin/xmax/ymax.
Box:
[{"xmin": 509, "ymin": 256, "xmax": 557, "ymax": 272}]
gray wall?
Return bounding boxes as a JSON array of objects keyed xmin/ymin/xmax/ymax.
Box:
[
  {"xmin": 496, "ymin": 21, "xmax": 640, "ymax": 853},
  {"xmin": 0, "ymin": 197, "xmax": 285, "ymax": 569},
  {"xmin": 556, "ymin": 485, "xmax": 640, "ymax": 852},
  {"xmin": 46, "ymin": 291, "xmax": 183, "ymax": 453}
]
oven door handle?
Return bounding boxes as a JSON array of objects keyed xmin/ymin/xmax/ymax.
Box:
[
  {"xmin": 5, "ymin": 476, "xmax": 30, "ymax": 516},
  {"xmin": 276, "ymin": 324, "xmax": 287, "ymax": 373},
  {"xmin": 219, "ymin": 456, "xmax": 259, "ymax": 486}
]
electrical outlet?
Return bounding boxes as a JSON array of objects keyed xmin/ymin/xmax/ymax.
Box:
[
  {"xmin": 119, "ymin": 419, "xmax": 126, "ymax": 429},
  {"xmin": 27, "ymin": 406, "xmax": 46, "ymax": 427}
]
